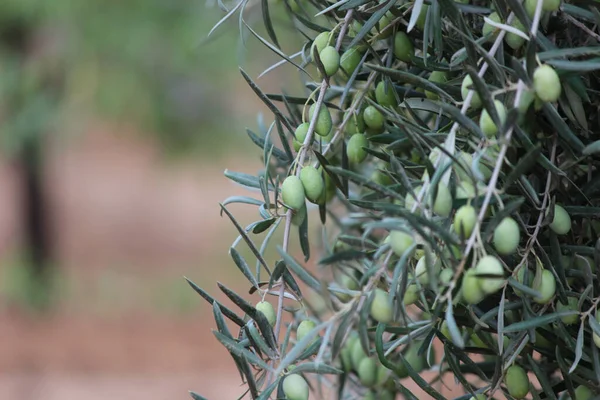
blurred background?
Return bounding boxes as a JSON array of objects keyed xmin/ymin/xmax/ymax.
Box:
[{"xmin": 0, "ymin": 1, "xmax": 306, "ymax": 398}]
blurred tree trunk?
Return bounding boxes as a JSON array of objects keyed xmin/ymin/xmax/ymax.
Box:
[{"xmin": 1, "ymin": 18, "xmax": 54, "ymax": 311}]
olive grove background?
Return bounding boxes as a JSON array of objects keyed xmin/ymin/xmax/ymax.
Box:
[{"xmin": 0, "ymin": 1, "xmax": 296, "ymax": 398}]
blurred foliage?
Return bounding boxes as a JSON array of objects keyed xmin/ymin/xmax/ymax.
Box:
[{"xmin": 0, "ymin": 0, "xmax": 244, "ymax": 156}]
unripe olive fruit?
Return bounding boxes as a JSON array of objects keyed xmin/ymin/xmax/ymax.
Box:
[
  {"xmin": 375, "ymin": 81, "xmax": 398, "ymax": 108},
  {"xmin": 346, "ymin": 133, "xmax": 369, "ymax": 164},
  {"xmin": 533, "ymin": 64, "xmax": 561, "ymax": 102},
  {"xmin": 524, "ymin": 0, "xmax": 539, "ymax": 17},
  {"xmin": 308, "ymin": 103, "xmax": 332, "ymax": 137},
  {"xmin": 403, "ymin": 283, "xmax": 419, "ymax": 305},
  {"xmin": 461, "ymin": 268, "xmax": 486, "ymax": 304},
  {"xmin": 454, "ymin": 205, "xmax": 477, "ymax": 238},
  {"xmin": 319, "ymin": 46, "xmax": 340, "ymax": 77},
  {"xmin": 255, "ymin": 301, "xmax": 276, "ymax": 327},
  {"xmin": 542, "ymin": 0, "xmax": 560, "ymax": 11},
  {"xmin": 505, "ymin": 19, "xmax": 526, "ymax": 50},
  {"xmin": 426, "ymin": 71, "xmax": 448, "ymax": 100},
  {"xmin": 297, "ymin": 319, "xmax": 318, "ymax": 345},
  {"xmin": 479, "ymin": 99, "xmax": 507, "ymax": 137},
  {"xmin": 372, "ymin": 169, "xmax": 393, "ymax": 186},
  {"xmin": 533, "ymin": 269, "xmax": 556, "ymax": 304},
  {"xmin": 282, "ymin": 373, "xmax": 309, "ymax": 400},
  {"xmin": 380, "ymin": 389, "xmax": 395, "ymax": 400},
  {"xmin": 439, "ymin": 268, "xmax": 454, "ymax": 285},
  {"xmin": 548, "ymin": 204, "xmax": 571, "ymax": 235},
  {"xmin": 282, "ymin": 175, "xmax": 306, "ymax": 210},
  {"xmin": 291, "ymin": 203, "xmax": 307, "ymax": 226},
  {"xmin": 311, "ymin": 31, "xmax": 331, "ymax": 57},
  {"xmin": 493, "ymin": 217, "xmax": 520, "ymax": 255},
  {"xmin": 293, "ymin": 123, "xmax": 310, "ymax": 152},
  {"xmin": 517, "ymin": 89, "xmax": 536, "ymax": 115},
  {"xmin": 351, "ymin": 338, "xmax": 368, "ymax": 370},
  {"xmin": 344, "ymin": 109, "xmax": 365, "ymax": 136},
  {"xmin": 556, "ymin": 297, "xmax": 579, "ymax": 325},
  {"xmin": 393, "ymin": 32, "xmax": 414, "ymax": 63},
  {"xmin": 388, "ymin": 230, "xmax": 415, "ymax": 258},
  {"xmin": 376, "ymin": 363, "xmax": 392, "ymax": 386},
  {"xmin": 336, "ymin": 272, "xmax": 358, "ymax": 302},
  {"xmin": 363, "ymin": 105, "xmax": 385, "ymax": 130},
  {"xmin": 358, "ymin": 357, "xmax": 378, "ymax": 387},
  {"xmin": 416, "ymin": 5, "xmax": 428, "ymax": 31},
  {"xmin": 461, "ymin": 75, "xmax": 482, "ymax": 109},
  {"xmin": 340, "ymin": 47, "xmax": 362, "ymax": 77},
  {"xmin": 456, "ymin": 181, "xmax": 476, "ymax": 199},
  {"xmin": 573, "ymin": 385, "xmax": 594, "ymax": 400},
  {"xmin": 475, "ymin": 255, "xmax": 505, "ymax": 294},
  {"xmin": 370, "ymin": 288, "xmax": 393, "ymax": 323},
  {"xmin": 377, "ymin": 12, "xmax": 394, "ymax": 39},
  {"xmin": 415, "ymin": 257, "xmax": 441, "ymax": 285},
  {"xmin": 340, "ymin": 343, "xmax": 353, "ymax": 372},
  {"xmin": 300, "ymin": 166, "xmax": 325, "ymax": 204},
  {"xmin": 504, "ymin": 364, "xmax": 529, "ymax": 399},
  {"xmin": 432, "ymin": 183, "xmax": 452, "ymax": 217},
  {"xmin": 482, "ymin": 12, "xmax": 501, "ymax": 41}
]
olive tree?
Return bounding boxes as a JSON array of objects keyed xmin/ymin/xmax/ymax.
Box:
[{"xmin": 189, "ymin": 0, "xmax": 600, "ymax": 398}]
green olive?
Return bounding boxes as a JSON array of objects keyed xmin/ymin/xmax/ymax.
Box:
[
  {"xmin": 340, "ymin": 47, "xmax": 362, "ymax": 78},
  {"xmin": 255, "ymin": 300, "xmax": 276, "ymax": 327},
  {"xmin": 573, "ymin": 385, "xmax": 594, "ymax": 400},
  {"xmin": 493, "ymin": 217, "xmax": 520, "ymax": 255},
  {"xmin": 517, "ymin": 89, "xmax": 536, "ymax": 116},
  {"xmin": 533, "ymin": 64, "xmax": 561, "ymax": 102},
  {"xmin": 439, "ymin": 268, "xmax": 454, "ymax": 286},
  {"xmin": 344, "ymin": 109, "xmax": 365, "ymax": 136},
  {"xmin": 479, "ymin": 99, "xmax": 507, "ymax": 137},
  {"xmin": 393, "ymin": 32, "xmax": 414, "ymax": 63},
  {"xmin": 376, "ymin": 362, "xmax": 392, "ymax": 386},
  {"xmin": 548, "ymin": 204, "xmax": 571, "ymax": 235},
  {"xmin": 456, "ymin": 181, "xmax": 476, "ymax": 199},
  {"xmin": 403, "ymin": 283, "xmax": 419, "ymax": 305},
  {"xmin": 311, "ymin": 31, "xmax": 331, "ymax": 57},
  {"xmin": 461, "ymin": 268, "xmax": 486, "ymax": 304},
  {"xmin": 346, "ymin": 133, "xmax": 369, "ymax": 164},
  {"xmin": 426, "ymin": 71, "xmax": 448, "ymax": 100},
  {"xmin": 533, "ymin": 269, "xmax": 556, "ymax": 304},
  {"xmin": 293, "ymin": 123, "xmax": 311, "ymax": 152},
  {"xmin": 388, "ymin": 230, "xmax": 415, "ymax": 258},
  {"xmin": 377, "ymin": 12, "xmax": 394, "ymax": 39},
  {"xmin": 375, "ymin": 81, "xmax": 398, "ymax": 107},
  {"xmin": 358, "ymin": 357, "xmax": 378, "ymax": 387},
  {"xmin": 297, "ymin": 319, "xmax": 318, "ymax": 346},
  {"xmin": 282, "ymin": 373, "xmax": 309, "ymax": 400},
  {"xmin": 416, "ymin": 4, "xmax": 428, "ymax": 31},
  {"xmin": 432, "ymin": 183, "xmax": 452, "ymax": 217},
  {"xmin": 336, "ymin": 271, "xmax": 358, "ymax": 302},
  {"xmin": 371, "ymin": 168, "xmax": 393, "ymax": 186},
  {"xmin": 308, "ymin": 103, "xmax": 332, "ymax": 137},
  {"xmin": 504, "ymin": 365, "xmax": 529, "ymax": 399},
  {"xmin": 300, "ymin": 166, "xmax": 325, "ymax": 204},
  {"xmin": 542, "ymin": 0, "xmax": 560, "ymax": 11},
  {"xmin": 282, "ymin": 175, "xmax": 306, "ymax": 210},
  {"xmin": 461, "ymin": 75, "xmax": 483, "ymax": 109},
  {"xmin": 415, "ymin": 257, "xmax": 441, "ymax": 285},
  {"xmin": 454, "ymin": 205, "xmax": 477, "ymax": 238},
  {"xmin": 370, "ymin": 288, "xmax": 393, "ymax": 323},
  {"xmin": 475, "ymin": 255, "xmax": 505, "ymax": 294},
  {"xmin": 556, "ymin": 297, "xmax": 579, "ymax": 325},
  {"xmin": 482, "ymin": 12, "xmax": 501, "ymax": 42},
  {"xmin": 291, "ymin": 203, "xmax": 307, "ymax": 226},
  {"xmin": 505, "ymin": 19, "xmax": 526, "ymax": 50},
  {"xmin": 350, "ymin": 337, "xmax": 368, "ymax": 370},
  {"xmin": 363, "ymin": 105, "xmax": 385, "ymax": 130},
  {"xmin": 319, "ymin": 46, "xmax": 340, "ymax": 77},
  {"xmin": 514, "ymin": 266, "xmax": 533, "ymax": 297}
]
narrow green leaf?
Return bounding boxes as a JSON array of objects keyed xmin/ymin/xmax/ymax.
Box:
[
  {"xmin": 224, "ymin": 170, "xmax": 274, "ymax": 190},
  {"xmin": 291, "ymin": 362, "xmax": 343, "ymax": 374},
  {"xmin": 504, "ymin": 311, "xmax": 579, "ymax": 333},
  {"xmin": 445, "ymin": 301, "xmax": 465, "ymax": 349},
  {"xmin": 276, "ymin": 245, "xmax": 322, "ymax": 292},
  {"xmin": 502, "ymin": 145, "xmax": 541, "ymax": 190},
  {"xmin": 569, "ymin": 321, "xmax": 585, "ymax": 373},
  {"xmin": 217, "ymin": 282, "xmax": 278, "ymax": 350},
  {"xmin": 347, "ymin": 1, "xmax": 396, "ymax": 49},
  {"xmin": 213, "ymin": 330, "xmax": 272, "ymax": 371},
  {"xmin": 185, "ymin": 277, "xmax": 245, "ymax": 327},
  {"xmin": 220, "ymin": 204, "xmax": 272, "ymax": 275},
  {"xmin": 222, "ymin": 196, "xmax": 264, "ymax": 207},
  {"xmin": 230, "ymin": 248, "xmax": 259, "ymax": 289},
  {"xmin": 189, "ymin": 391, "xmax": 208, "ymax": 400}
]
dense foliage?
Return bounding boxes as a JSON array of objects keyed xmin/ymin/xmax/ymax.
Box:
[{"xmin": 189, "ymin": 0, "xmax": 600, "ymax": 398}]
